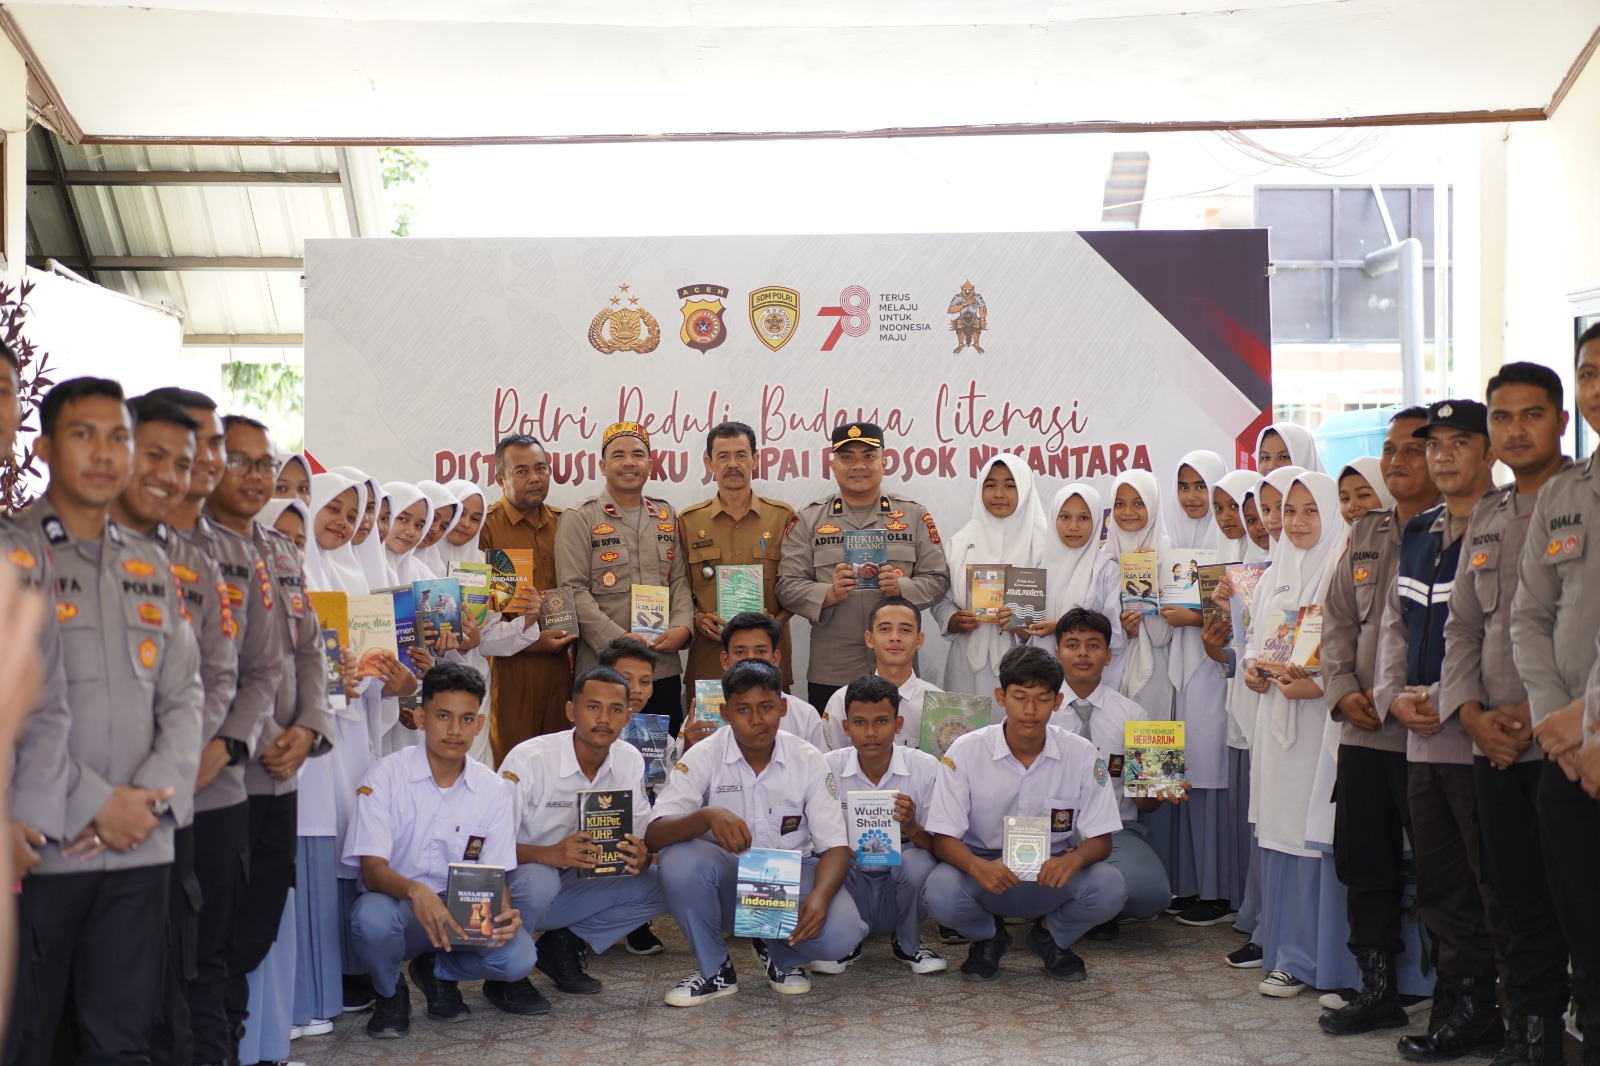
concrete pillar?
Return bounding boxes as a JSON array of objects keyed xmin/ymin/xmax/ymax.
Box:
[{"xmin": 0, "ymin": 33, "xmax": 26, "ymax": 281}]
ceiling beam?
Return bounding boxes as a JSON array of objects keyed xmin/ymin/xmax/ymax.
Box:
[
  {"xmin": 25, "ymin": 170, "xmax": 340, "ymax": 188},
  {"xmin": 29, "ymin": 255, "xmax": 303, "ymax": 272},
  {"xmin": 184, "ymin": 333, "xmax": 304, "ymax": 346},
  {"xmin": 40, "ymin": 134, "xmax": 96, "ymax": 283}
]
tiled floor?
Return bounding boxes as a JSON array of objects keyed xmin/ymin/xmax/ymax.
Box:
[{"xmin": 300, "ymin": 918, "xmax": 1454, "ymax": 1065}]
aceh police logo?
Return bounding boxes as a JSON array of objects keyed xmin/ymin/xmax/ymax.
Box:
[
  {"xmin": 677, "ymin": 283, "xmax": 730, "ymax": 351},
  {"xmin": 749, "ymin": 286, "xmax": 799, "ymax": 351}
]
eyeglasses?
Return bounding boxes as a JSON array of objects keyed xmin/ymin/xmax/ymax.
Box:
[{"xmin": 225, "ymin": 453, "xmax": 278, "ymax": 477}]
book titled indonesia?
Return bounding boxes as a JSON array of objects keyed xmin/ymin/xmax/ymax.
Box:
[
  {"xmin": 445, "ymin": 862, "xmax": 505, "ymax": 947},
  {"xmin": 576, "ymin": 789, "xmax": 633, "ymax": 878},
  {"xmin": 733, "ymin": 848, "xmax": 801, "ymax": 939}
]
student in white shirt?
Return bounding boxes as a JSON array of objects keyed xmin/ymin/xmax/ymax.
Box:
[
  {"xmin": 1049, "ymin": 608, "xmax": 1183, "ymax": 939},
  {"xmin": 647, "ymin": 660, "xmax": 867, "ymax": 1007},
  {"xmin": 812, "ymin": 674, "xmax": 947, "ymax": 976},
  {"xmin": 822, "ymin": 596, "xmax": 942, "ymax": 750},
  {"xmin": 496, "ymin": 665, "xmax": 666, "ymax": 1011},
  {"xmin": 680, "ymin": 612, "xmax": 825, "ymax": 751},
  {"xmin": 343, "ymin": 664, "xmax": 540, "ymax": 1040},
  {"xmin": 923, "ymin": 646, "xmax": 1127, "ymax": 983}
]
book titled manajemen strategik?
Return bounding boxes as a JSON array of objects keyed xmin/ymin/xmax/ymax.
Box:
[
  {"xmin": 576, "ymin": 788, "xmax": 633, "ymax": 878},
  {"xmin": 733, "ymin": 848, "xmax": 802, "ymax": 939},
  {"xmin": 445, "ymin": 862, "xmax": 505, "ymax": 947},
  {"xmin": 846, "ymin": 790, "xmax": 901, "ymax": 868}
]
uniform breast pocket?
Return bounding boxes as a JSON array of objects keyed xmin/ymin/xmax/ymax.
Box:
[
  {"xmin": 688, "ymin": 544, "xmax": 723, "ymax": 581},
  {"xmin": 1465, "ymin": 545, "xmax": 1500, "ymax": 613},
  {"xmin": 60, "ymin": 620, "xmax": 103, "ymax": 683},
  {"xmin": 123, "ymin": 596, "xmax": 169, "ymax": 685},
  {"xmin": 813, "ymin": 543, "xmax": 845, "ymax": 580},
  {"xmin": 885, "ymin": 541, "xmax": 917, "ymax": 579},
  {"xmin": 773, "ymin": 806, "xmax": 807, "ymax": 845},
  {"xmin": 1046, "ymin": 798, "xmax": 1078, "ymax": 840},
  {"xmin": 1352, "ymin": 574, "xmax": 1378, "ymax": 624},
  {"xmin": 591, "ymin": 543, "xmax": 631, "ymax": 592}
]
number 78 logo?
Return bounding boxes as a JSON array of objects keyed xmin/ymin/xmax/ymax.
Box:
[{"xmin": 817, "ymin": 286, "xmax": 872, "ymax": 351}]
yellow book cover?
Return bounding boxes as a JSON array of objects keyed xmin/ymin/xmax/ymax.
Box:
[
  {"xmin": 1123, "ymin": 721, "xmax": 1187, "ymax": 800},
  {"xmin": 308, "ymin": 590, "xmax": 349, "ymax": 645},
  {"xmin": 631, "ymin": 583, "xmax": 669, "ymax": 638}
]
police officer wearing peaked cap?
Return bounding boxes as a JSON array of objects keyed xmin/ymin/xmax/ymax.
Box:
[{"xmin": 776, "ymin": 422, "xmax": 950, "ymax": 711}]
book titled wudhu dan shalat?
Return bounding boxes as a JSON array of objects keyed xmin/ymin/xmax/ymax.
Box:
[
  {"xmin": 1119, "ymin": 551, "xmax": 1159, "ymax": 616},
  {"xmin": 445, "ymin": 862, "xmax": 505, "ymax": 947},
  {"xmin": 485, "ymin": 548, "xmax": 534, "ymax": 612},
  {"xmin": 692, "ymin": 679, "xmax": 726, "ymax": 729},
  {"xmin": 413, "ymin": 578, "xmax": 463, "ymax": 650},
  {"xmin": 539, "ymin": 588, "xmax": 577, "ymax": 636},
  {"xmin": 447, "ymin": 561, "xmax": 494, "ymax": 625},
  {"xmin": 622, "ymin": 712, "xmax": 671, "ymax": 787},
  {"xmin": 576, "ymin": 789, "xmax": 633, "ymax": 878},
  {"xmin": 733, "ymin": 848, "xmax": 802, "ymax": 939},
  {"xmin": 631, "ymin": 584, "xmax": 669, "ymax": 638},
  {"xmin": 1158, "ymin": 548, "xmax": 1217, "ymax": 609},
  {"xmin": 843, "ymin": 529, "xmax": 887, "ymax": 591},
  {"xmin": 1003, "ymin": 815, "xmax": 1050, "ymax": 881},
  {"xmin": 919, "ymin": 692, "xmax": 991, "ymax": 759},
  {"xmin": 715, "ymin": 565, "xmax": 766, "ymax": 620},
  {"xmin": 846, "ymin": 790, "xmax": 901, "ymax": 868},
  {"xmin": 967, "ymin": 565, "xmax": 1007, "ymax": 622},
  {"xmin": 1004, "ymin": 566, "xmax": 1047, "ymax": 634},
  {"xmin": 1124, "ymin": 721, "xmax": 1187, "ymax": 800}
]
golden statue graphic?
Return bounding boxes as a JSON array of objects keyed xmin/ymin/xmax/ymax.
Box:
[
  {"xmin": 947, "ymin": 279, "xmax": 987, "ymax": 354},
  {"xmin": 589, "ymin": 282, "xmax": 661, "ymax": 354}
]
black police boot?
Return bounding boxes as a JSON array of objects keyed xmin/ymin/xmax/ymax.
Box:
[
  {"xmin": 1319, "ymin": 948, "xmax": 1409, "ymax": 1035},
  {"xmin": 1487, "ymin": 1014, "xmax": 1529, "ymax": 1066},
  {"xmin": 1398, "ymin": 975, "xmax": 1505, "ymax": 1062},
  {"xmin": 535, "ymin": 928, "xmax": 601, "ymax": 995}
]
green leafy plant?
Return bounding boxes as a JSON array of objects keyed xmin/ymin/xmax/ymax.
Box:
[
  {"xmin": 379, "ymin": 146, "xmax": 430, "ymax": 238},
  {"xmin": 0, "ymin": 279, "xmax": 53, "ymax": 511},
  {"xmin": 222, "ymin": 361, "xmax": 304, "ymax": 455}
]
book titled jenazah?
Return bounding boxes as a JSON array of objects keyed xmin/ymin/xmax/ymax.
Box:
[
  {"xmin": 445, "ymin": 862, "xmax": 505, "ymax": 947},
  {"xmin": 576, "ymin": 789, "xmax": 632, "ymax": 878}
]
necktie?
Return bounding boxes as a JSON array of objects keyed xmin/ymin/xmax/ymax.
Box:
[{"xmin": 1072, "ymin": 700, "xmax": 1093, "ymax": 739}]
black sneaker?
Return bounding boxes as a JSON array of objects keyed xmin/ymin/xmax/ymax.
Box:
[
  {"xmin": 1174, "ymin": 899, "xmax": 1239, "ymax": 927},
  {"xmin": 1083, "ymin": 919, "xmax": 1120, "ymax": 942},
  {"xmin": 408, "ymin": 954, "xmax": 470, "ymax": 1022},
  {"xmin": 750, "ymin": 938, "xmax": 811, "ymax": 995},
  {"xmin": 1164, "ymin": 895, "xmax": 1200, "ymax": 916},
  {"xmin": 482, "ymin": 977, "xmax": 552, "ymax": 1017},
  {"xmin": 625, "ymin": 924, "xmax": 665, "ymax": 956},
  {"xmin": 890, "ymin": 940, "xmax": 948, "ymax": 974},
  {"xmin": 366, "ymin": 974, "xmax": 411, "ymax": 1039},
  {"xmin": 342, "ymin": 972, "xmax": 376, "ymax": 1012},
  {"xmin": 936, "ymin": 924, "xmax": 969, "ymax": 945},
  {"xmin": 1026, "ymin": 920, "xmax": 1088, "ymax": 982},
  {"xmin": 1225, "ymin": 941, "xmax": 1265, "ymax": 968},
  {"xmin": 535, "ymin": 928, "xmax": 602, "ymax": 995},
  {"xmin": 959, "ymin": 922, "xmax": 1013, "ymax": 982},
  {"xmin": 808, "ymin": 940, "xmax": 863, "ymax": 975},
  {"xmin": 663, "ymin": 959, "xmax": 738, "ymax": 1007}
]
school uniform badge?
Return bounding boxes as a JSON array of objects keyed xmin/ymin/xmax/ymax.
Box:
[
  {"xmin": 1051, "ymin": 808, "xmax": 1074, "ymax": 833},
  {"xmin": 940, "ymin": 756, "xmax": 957, "ymax": 772},
  {"xmin": 463, "ymin": 835, "xmax": 486, "ymax": 861},
  {"xmin": 1094, "ymin": 757, "xmax": 1109, "ymax": 786},
  {"xmin": 1107, "ymin": 753, "xmax": 1125, "ymax": 776},
  {"xmin": 677, "ymin": 283, "xmax": 730, "ymax": 351},
  {"xmin": 749, "ymin": 286, "xmax": 799, "ymax": 351},
  {"xmin": 356, "ymin": 785, "xmax": 373, "ymax": 797},
  {"xmin": 675, "ymin": 762, "xmax": 690, "ymax": 775},
  {"xmin": 780, "ymin": 815, "xmax": 802, "ymax": 834},
  {"xmin": 825, "ymin": 773, "xmax": 839, "ymax": 799}
]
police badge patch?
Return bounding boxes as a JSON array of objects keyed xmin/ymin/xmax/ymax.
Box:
[
  {"xmin": 678, "ymin": 283, "xmax": 730, "ymax": 351},
  {"xmin": 749, "ymin": 286, "xmax": 799, "ymax": 352}
]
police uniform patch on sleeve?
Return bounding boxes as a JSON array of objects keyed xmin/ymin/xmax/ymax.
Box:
[
  {"xmin": 784, "ymin": 514, "xmax": 799, "ymax": 538},
  {"xmin": 940, "ymin": 756, "xmax": 957, "ymax": 772},
  {"xmin": 1094, "ymin": 758, "xmax": 1109, "ymax": 786},
  {"xmin": 356, "ymin": 785, "xmax": 372, "ymax": 796},
  {"xmin": 922, "ymin": 512, "xmax": 941, "ymax": 545},
  {"xmin": 825, "ymin": 772, "xmax": 838, "ymax": 800},
  {"xmin": 675, "ymin": 762, "xmax": 690, "ymax": 775},
  {"xmin": 501, "ymin": 770, "xmax": 520, "ymax": 784}
]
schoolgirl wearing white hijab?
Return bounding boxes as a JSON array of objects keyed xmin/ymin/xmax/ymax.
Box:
[
  {"xmin": 332, "ymin": 466, "xmax": 391, "ymax": 592},
  {"xmin": 1254, "ymin": 421, "xmax": 1327, "ymax": 476},
  {"xmin": 1026, "ymin": 483, "xmax": 1126, "ymax": 677},
  {"xmin": 1335, "ymin": 456, "xmax": 1395, "ymax": 525},
  {"xmin": 1243, "ymin": 471, "xmax": 1357, "ymax": 997},
  {"xmin": 932, "ymin": 455, "xmax": 1048, "ymax": 701},
  {"xmin": 1102, "ymin": 469, "xmax": 1174, "ymax": 719},
  {"xmin": 411, "ymin": 480, "xmax": 462, "ymax": 577},
  {"xmin": 273, "ymin": 451, "xmax": 311, "ymax": 505},
  {"xmin": 1161, "ymin": 450, "xmax": 1237, "ymax": 926},
  {"xmin": 381, "ymin": 482, "xmax": 435, "ymax": 587}
]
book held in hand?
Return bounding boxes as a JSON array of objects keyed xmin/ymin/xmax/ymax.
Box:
[
  {"xmin": 1290, "ymin": 604, "xmax": 1324, "ymax": 671},
  {"xmin": 539, "ymin": 588, "xmax": 578, "ymax": 636},
  {"xmin": 716, "ymin": 565, "xmax": 766, "ymax": 620},
  {"xmin": 485, "ymin": 548, "xmax": 534, "ymax": 612},
  {"xmin": 846, "ymin": 791, "xmax": 901, "ymax": 868},
  {"xmin": 309, "ymin": 591, "xmax": 349, "ymax": 698},
  {"xmin": 1197, "ymin": 563, "xmax": 1227, "ymax": 628},
  {"xmin": 1004, "ymin": 566, "xmax": 1047, "ymax": 634},
  {"xmin": 1223, "ymin": 561, "xmax": 1271, "ymax": 641},
  {"xmin": 967, "ymin": 565, "xmax": 1007, "ymax": 622},
  {"xmin": 347, "ymin": 593, "xmax": 399, "ymax": 680},
  {"xmin": 1119, "ymin": 551, "xmax": 1159, "ymax": 616},
  {"xmin": 445, "ymin": 862, "xmax": 506, "ymax": 947},
  {"xmin": 733, "ymin": 848, "xmax": 802, "ymax": 939},
  {"xmin": 1257, "ymin": 607, "xmax": 1299, "ymax": 666},
  {"xmin": 413, "ymin": 578, "xmax": 463, "ymax": 650},
  {"xmin": 622, "ymin": 713, "xmax": 671, "ymax": 787},
  {"xmin": 692, "ymin": 679, "xmax": 726, "ymax": 729},
  {"xmin": 376, "ymin": 586, "xmax": 422, "ymax": 715},
  {"xmin": 631, "ymin": 584, "xmax": 669, "ymax": 638},
  {"xmin": 843, "ymin": 528, "xmax": 887, "ymax": 591},
  {"xmin": 1124, "ymin": 721, "xmax": 1187, "ymax": 800},
  {"xmin": 919, "ymin": 692, "xmax": 991, "ymax": 759},
  {"xmin": 447, "ymin": 561, "xmax": 494, "ymax": 625},
  {"xmin": 576, "ymin": 789, "xmax": 633, "ymax": 878},
  {"xmin": 1158, "ymin": 548, "xmax": 1217, "ymax": 609},
  {"xmin": 319, "ymin": 630, "xmax": 343, "ymax": 698},
  {"xmin": 1003, "ymin": 815, "xmax": 1050, "ymax": 881}
]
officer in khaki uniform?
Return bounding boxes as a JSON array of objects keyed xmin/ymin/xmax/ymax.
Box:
[
  {"xmin": 678, "ymin": 420, "xmax": 796, "ymax": 699},
  {"xmin": 555, "ymin": 421, "xmax": 693, "ymax": 727},
  {"xmin": 777, "ymin": 422, "xmax": 950, "ymax": 711},
  {"xmin": 8, "ymin": 377, "xmax": 204, "ymax": 1066},
  {"xmin": 1509, "ymin": 329, "xmax": 1600, "ymax": 1060}
]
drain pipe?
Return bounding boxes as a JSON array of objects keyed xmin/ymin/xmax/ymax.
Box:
[{"xmin": 1363, "ymin": 237, "xmax": 1426, "ymax": 408}]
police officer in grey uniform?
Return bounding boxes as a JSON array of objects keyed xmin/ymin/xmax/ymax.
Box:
[
  {"xmin": 554, "ymin": 421, "xmax": 693, "ymax": 728},
  {"xmin": 1510, "ymin": 323, "xmax": 1600, "ymax": 1062},
  {"xmin": 1319, "ymin": 406, "xmax": 1439, "ymax": 1036},
  {"xmin": 7, "ymin": 377, "xmax": 203, "ymax": 1066},
  {"xmin": 777, "ymin": 423, "xmax": 950, "ymax": 711},
  {"xmin": 1439, "ymin": 363, "xmax": 1572, "ymax": 1065},
  {"xmin": 207, "ymin": 414, "xmax": 333, "ymax": 1058}
]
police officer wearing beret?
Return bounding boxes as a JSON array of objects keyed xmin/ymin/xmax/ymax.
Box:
[{"xmin": 777, "ymin": 423, "xmax": 950, "ymax": 711}]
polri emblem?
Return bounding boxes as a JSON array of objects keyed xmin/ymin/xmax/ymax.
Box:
[
  {"xmin": 138, "ymin": 639, "xmax": 158, "ymax": 669},
  {"xmin": 601, "ymin": 570, "xmax": 617, "ymax": 588},
  {"xmin": 588, "ymin": 283, "xmax": 660, "ymax": 354},
  {"xmin": 600, "ymin": 551, "xmax": 619, "ymax": 563},
  {"xmin": 677, "ymin": 283, "xmax": 729, "ymax": 351},
  {"xmin": 749, "ymin": 286, "xmax": 799, "ymax": 351}
]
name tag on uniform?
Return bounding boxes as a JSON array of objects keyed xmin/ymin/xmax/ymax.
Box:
[
  {"xmin": 780, "ymin": 815, "xmax": 802, "ymax": 834},
  {"xmin": 463, "ymin": 835, "xmax": 485, "ymax": 861},
  {"xmin": 1051, "ymin": 809, "xmax": 1075, "ymax": 833},
  {"xmin": 692, "ymin": 539, "xmax": 714, "ymax": 549}
]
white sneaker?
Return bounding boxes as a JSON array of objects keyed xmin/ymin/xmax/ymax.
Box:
[
  {"xmin": 663, "ymin": 961, "xmax": 738, "ymax": 1007},
  {"xmin": 892, "ymin": 940, "xmax": 948, "ymax": 975},
  {"xmin": 751, "ymin": 939, "xmax": 812, "ymax": 995},
  {"xmin": 808, "ymin": 942, "xmax": 863, "ymax": 975},
  {"xmin": 1258, "ymin": 970, "xmax": 1307, "ymax": 997},
  {"xmin": 289, "ymin": 1018, "xmax": 333, "ymax": 1039}
]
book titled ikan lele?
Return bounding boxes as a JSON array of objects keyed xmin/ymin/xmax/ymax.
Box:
[
  {"xmin": 445, "ymin": 862, "xmax": 506, "ymax": 947},
  {"xmin": 631, "ymin": 584, "xmax": 669, "ymax": 639},
  {"xmin": 576, "ymin": 789, "xmax": 633, "ymax": 878},
  {"xmin": 846, "ymin": 791, "xmax": 901, "ymax": 868},
  {"xmin": 1119, "ymin": 551, "xmax": 1159, "ymax": 617}
]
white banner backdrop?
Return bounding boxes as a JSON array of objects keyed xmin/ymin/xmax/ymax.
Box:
[{"xmin": 305, "ymin": 231, "xmax": 1270, "ymax": 682}]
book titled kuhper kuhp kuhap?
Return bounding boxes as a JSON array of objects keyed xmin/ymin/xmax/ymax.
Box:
[
  {"xmin": 1003, "ymin": 815, "xmax": 1050, "ymax": 881},
  {"xmin": 576, "ymin": 789, "xmax": 632, "ymax": 878},
  {"xmin": 843, "ymin": 529, "xmax": 887, "ymax": 591},
  {"xmin": 1124, "ymin": 721, "xmax": 1187, "ymax": 800},
  {"xmin": 846, "ymin": 790, "xmax": 901, "ymax": 867},
  {"xmin": 445, "ymin": 862, "xmax": 505, "ymax": 947},
  {"xmin": 733, "ymin": 848, "xmax": 802, "ymax": 939}
]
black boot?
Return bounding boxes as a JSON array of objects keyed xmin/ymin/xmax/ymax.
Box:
[
  {"xmin": 1499, "ymin": 1015, "xmax": 1568, "ymax": 1066},
  {"xmin": 1397, "ymin": 975, "xmax": 1505, "ymax": 1062},
  {"xmin": 1487, "ymin": 1014, "xmax": 1529, "ymax": 1066},
  {"xmin": 1319, "ymin": 948, "xmax": 1409, "ymax": 1035},
  {"xmin": 1424, "ymin": 972, "xmax": 1459, "ymax": 1035},
  {"xmin": 535, "ymin": 928, "xmax": 601, "ymax": 995}
]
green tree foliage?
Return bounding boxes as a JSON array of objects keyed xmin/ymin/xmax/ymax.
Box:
[
  {"xmin": 222, "ymin": 361, "xmax": 304, "ymax": 454},
  {"xmin": 379, "ymin": 146, "xmax": 431, "ymax": 238}
]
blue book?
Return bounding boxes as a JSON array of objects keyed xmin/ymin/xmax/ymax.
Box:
[
  {"xmin": 733, "ymin": 848, "xmax": 801, "ymax": 939},
  {"xmin": 843, "ymin": 528, "xmax": 887, "ymax": 591},
  {"xmin": 846, "ymin": 791, "xmax": 901, "ymax": 867},
  {"xmin": 622, "ymin": 712, "xmax": 671, "ymax": 788},
  {"xmin": 412, "ymin": 578, "xmax": 463, "ymax": 651},
  {"xmin": 380, "ymin": 585, "xmax": 422, "ymax": 714}
]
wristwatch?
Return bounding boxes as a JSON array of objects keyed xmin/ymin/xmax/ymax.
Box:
[
  {"xmin": 150, "ymin": 798, "xmax": 171, "ymax": 818},
  {"xmin": 223, "ymin": 737, "xmax": 250, "ymax": 765}
]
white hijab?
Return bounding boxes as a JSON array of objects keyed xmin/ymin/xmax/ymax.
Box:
[
  {"xmin": 1245, "ymin": 465, "xmax": 1306, "ymax": 640},
  {"xmin": 1035, "ymin": 482, "xmax": 1104, "ymax": 624},
  {"xmin": 380, "ymin": 481, "xmax": 435, "ymax": 587},
  {"xmin": 1167, "ymin": 450, "xmax": 1227, "ymax": 551},
  {"xmin": 331, "ymin": 466, "xmax": 391, "ymax": 592},
  {"xmin": 259, "ymin": 497, "xmax": 310, "ymax": 558},
  {"xmin": 1239, "ymin": 486, "xmax": 1272, "ymax": 564},
  {"xmin": 1338, "ymin": 456, "xmax": 1397, "ymax": 512},
  {"xmin": 1255, "ymin": 421, "xmax": 1327, "ymax": 475},
  {"xmin": 437, "ymin": 479, "xmax": 488, "ymax": 571},
  {"xmin": 1212, "ymin": 469, "xmax": 1260, "ymax": 565},
  {"xmin": 1250, "ymin": 471, "xmax": 1346, "ymax": 749},
  {"xmin": 412, "ymin": 480, "xmax": 462, "ymax": 578},
  {"xmin": 1102, "ymin": 468, "xmax": 1169, "ymax": 698},
  {"xmin": 944, "ymin": 455, "xmax": 1047, "ymax": 671},
  {"xmin": 303, "ymin": 472, "xmax": 368, "ymax": 595}
]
